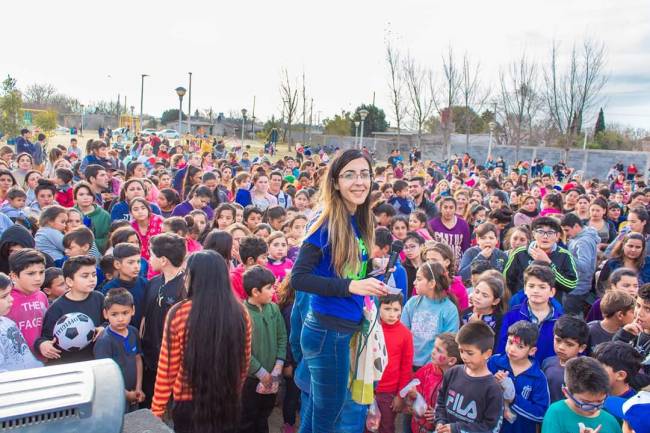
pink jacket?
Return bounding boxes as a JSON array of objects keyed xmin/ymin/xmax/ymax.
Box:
[{"xmin": 449, "ymin": 276, "xmax": 469, "ymax": 310}]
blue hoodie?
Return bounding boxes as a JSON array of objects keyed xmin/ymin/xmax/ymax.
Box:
[
  {"xmin": 487, "ymin": 353, "xmax": 550, "ymax": 433},
  {"xmin": 497, "ymin": 297, "xmax": 562, "ymax": 364}
]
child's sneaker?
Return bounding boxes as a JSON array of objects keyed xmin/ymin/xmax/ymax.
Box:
[{"xmin": 282, "ymin": 423, "xmax": 295, "ymax": 433}]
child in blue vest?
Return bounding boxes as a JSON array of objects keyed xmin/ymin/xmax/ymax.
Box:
[
  {"xmin": 489, "ymin": 321, "xmax": 550, "ymax": 433},
  {"xmin": 498, "ymin": 264, "xmax": 562, "ymax": 364}
]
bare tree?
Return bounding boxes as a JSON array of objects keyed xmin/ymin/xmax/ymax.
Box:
[
  {"xmin": 459, "ymin": 53, "xmax": 489, "ymax": 151},
  {"xmin": 543, "ymin": 39, "xmax": 607, "ymax": 156},
  {"xmin": 402, "ymin": 54, "xmax": 433, "ymax": 147},
  {"xmin": 498, "ymin": 54, "xmax": 542, "ymax": 161},
  {"xmin": 24, "ymin": 83, "xmax": 56, "ymax": 108},
  {"xmin": 433, "ymin": 47, "xmax": 461, "ymax": 159},
  {"xmin": 301, "ymin": 71, "xmax": 307, "ymax": 143},
  {"xmin": 386, "ymin": 40, "xmax": 407, "ymax": 148},
  {"xmin": 280, "ymin": 68, "xmax": 299, "ymax": 151}
]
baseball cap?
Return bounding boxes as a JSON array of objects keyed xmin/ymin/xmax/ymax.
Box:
[{"xmin": 604, "ymin": 391, "xmax": 650, "ymax": 433}]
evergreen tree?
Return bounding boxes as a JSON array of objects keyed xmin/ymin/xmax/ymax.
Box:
[{"xmin": 595, "ymin": 108, "xmax": 605, "ymax": 134}]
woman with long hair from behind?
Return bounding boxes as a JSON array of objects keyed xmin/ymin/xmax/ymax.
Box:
[{"xmin": 151, "ymin": 250, "xmax": 251, "ymax": 433}]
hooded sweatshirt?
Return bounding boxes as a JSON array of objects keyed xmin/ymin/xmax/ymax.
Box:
[
  {"xmin": 567, "ymin": 226, "xmax": 599, "ymax": 296},
  {"xmin": 0, "ymin": 225, "xmax": 36, "ymax": 273},
  {"xmin": 34, "ymin": 226, "xmax": 65, "ymax": 261},
  {"xmin": 76, "ymin": 205, "xmax": 111, "ymax": 253}
]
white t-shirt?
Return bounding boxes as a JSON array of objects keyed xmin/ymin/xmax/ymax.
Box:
[{"xmin": 0, "ymin": 316, "xmax": 43, "ymax": 372}]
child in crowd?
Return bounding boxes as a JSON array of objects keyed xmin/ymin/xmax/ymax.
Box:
[
  {"xmin": 129, "ymin": 197, "xmax": 164, "ymax": 262},
  {"xmin": 411, "ymin": 333, "xmax": 460, "ymax": 433},
  {"xmin": 488, "ymin": 321, "xmax": 550, "ymax": 433},
  {"xmin": 266, "ymin": 231, "xmax": 293, "ymax": 283},
  {"xmin": 371, "ymin": 227, "xmax": 408, "ymax": 303},
  {"xmin": 461, "ymin": 274, "xmax": 507, "ymax": 350},
  {"xmin": 34, "ymin": 205, "xmax": 67, "ymax": 261},
  {"xmin": 402, "ymin": 261, "xmax": 459, "ymax": 369},
  {"xmin": 140, "ymin": 233, "xmax": 186, "ymax": 408},
  {"xmin": 587, "ymin": 290, "xmax": 635, "ymax": 352},
  {"xmin": 587, "ymin": 267, "xmax": 639, "ymax": 322},
  {"xmin": 108, "ymin": 227, "xmax": 149, "ymax": 279},
  {"xmin": 374, "ymin": 294, "xmax": 413, "ymax": 433},
  {"xmin": 264, "ymin": 206, "xmax": 287, "ymax": 232},
  {"xmin": 35, "ymin": 255, "xmax": 104, "ymax": 364},
  {"xmin": 54, "ymin": 167, "xmax": 74, "ymax": 208},
  {"xmin": 424, "ymin": 242, "xmax": 469, "ymax": 310},
  {"xmin": 541, "ymin": 357, "xmax": 621, "ymax": 433},
  {"xmin": 244, "ymin": 206, "xmax": 264, "ymax": 232},
  {"xmin": 41, "ymin": 267, "xmax": 66, "ymax": 303},
  {"xmin": 459, "ymin": 222, "xmax": 508, "ymax": 282},
  {"xmin": 593, "ymin": 341, "xmax": 642, "ymax": 399},
  {"xmin": 387, "ymin": 180, "xmax": 414, "ymax": 215},
  {"xmin": 214, "ymin": 203, "xmax": 236, "ymax": 230},
  {"xmin": 498, "ymin": 264, "xmax": 563, "ymax": 364},
  {"xmin": 162, "ymin": 216, "xmax": 202, "ymax": 254},
  {"xmin": 373, "ymin": 203, "xmax": 397, "ymax": 228},
  {"xmin": 6, "ymin": 249, "xmax": 47, "ymax": 352},
  {"xmin": 241, "ymin": 265, "xmax": 287, "ymax": 433},
  {"xmin": 614, "ymin": 283, "xmax": 650, "ymax": 376},
  {"xmin": 94, "ymin": 288, "xmax": 144, "ymax": 412},
  {"xmin": 1, "ymin": 187, "xmax": 31, "ymax": 222},
  {"xmin": 231, "ymin": 236, "xmax": 268, "ymax": 301},
  {"xmin": 286, "ymin": 214, "xmax": 308, "ymax": 261},
  {"xmin": 435, "ymin": 322, "xmax": 504, "ymax": 432},
  {"xmin": 0, "ymin": 271, "xmax": 42, "ymax": 371},
  {"xmin": 408, "ymin": 210, "xmax": 433, "ymax": 241},
  {"xmin": 467, "ymin": 260, "xmax": 495, "ymax": 293},
  {"xmin": 73, "ymin": 181, "xmax": 111, "ymax": 252},
  {"xmin": 541, "ymin": 315, "xmax": 589, "ymax": 402},
  {"xmin": 100, "ymin": 243, "xmax": 146, "ymax": 327}
]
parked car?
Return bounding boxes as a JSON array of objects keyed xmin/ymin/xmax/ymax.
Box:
[
  {"xmin": 157, "ymin": 129, "xmax": 180, "ymax": 139},
  {"xmin": 54, "ymin": 125, "xmax": 70, "ymax": 134},
  {"xmin": 141, "ymin": 128, "xmax": 157, "ymax": 137}
]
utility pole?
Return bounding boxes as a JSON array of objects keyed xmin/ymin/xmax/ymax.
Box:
[
  {"xmin": 309, "ymin": 98, "xmax": 313, "ymax": 144},
  {"xmin": 372, "ymin": 91, "xmax": 376, "ymax": 106},
  {"xmin": 140, "ymin": 74, "xmax": 149, "ymax": 132},
  {"xmin": 187, "ymin": 72, "xmax": 192, "ymax": 136},
  {"xmin": 116, "ymin": 93, "xmax": 120, "ymax": 128},
  {"xmin": 251, "ymin": 96, "xmax": 256, "ymax": 133}
]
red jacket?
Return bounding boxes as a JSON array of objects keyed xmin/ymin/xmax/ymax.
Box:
[
  {"xmin": 55, "ymin": 187, "xmax": 74, "ymax": 208},
  {"xmin": 230, "ymin": 264, "xmax": 247, "ymax": 301},
  {"xmin": 412, "ymin": 363, "xmax": 444, "ymax": 433},
  {"xmin": 376, "ymin": 320, "xmax": 413, "ymax": 394}
]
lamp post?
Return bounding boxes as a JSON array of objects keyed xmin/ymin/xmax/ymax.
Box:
[
  {"xmin": 175, "ymin": 87, "xmax": 186, "ymax": 135},
  {"xmin": 80, "ymin": 104, "xmax": 85, "ymax": 137},
  {"xmin": 241, "ymin": 108, "xmax": 247, "ymax": 153},
  {"xmin": 358, "ymin": 109, "xmax": 369, "ymax": 149},
  {"xmin": 187, "ymin": 72, "xmax": 192, "ymax": 136},
  {"xmin": 354, "ymin": 121, "xmax": 360, "ymax": 146},
  {"xmin": 140, "ymin": 74, "xmax": 148, "ymax": 132},
  {"xmin": 130, "ymin": 106, "xmax": 135, "ymax": 133},
  {"xmin": 488, "ymin": 121, "xmax": 496, "ymax": 162}
]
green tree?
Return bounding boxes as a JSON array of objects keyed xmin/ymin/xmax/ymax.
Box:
[
  {"xmin": 595, "ymin": 107, "xmax": 605, "ymax": 135},
  {"xmin": 323, "ymin": 112, "xmax": 352, "ymax": 136},
  {"xmin": 450, "ymin": 106, "xmax": 485, "ymax": 134},
  {"xmin": 33, "ymin": 110, "xmax": 57, "ymax": 132},
  {"xmin": 0, "ymin": 75, "xmax": 23, "ymax": 138},
  {"xmin": 161, "ymin": 109, "xmax": 186, "ymax": 125},
  {"xmin": 350, "ymin": 104, "xmax": 387, "ymax": 137}
]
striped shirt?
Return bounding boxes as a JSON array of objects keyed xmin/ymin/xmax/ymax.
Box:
[{"xmin": 151, "ymin": 300, "xmax": 252, "ymax": 417}]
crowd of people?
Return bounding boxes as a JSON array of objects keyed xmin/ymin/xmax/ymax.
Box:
[{"xmin": 0, "ymin": 127, "xmax": 648, "ymax": 433}]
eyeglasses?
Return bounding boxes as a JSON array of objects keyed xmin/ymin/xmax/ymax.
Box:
[
  {"xmin": 562, "ymin": 387, "xmax": 604, "ymax": 412},
  {"xmin": 338, "ymin": 171, "xmax": 371, "ymax": 182},
  {"xmin": 404, "ymin": 243, "xmax": 419, "ymax": 251},
  {"xmin": 534, "ymin": 229, "xmax": 557, "ymax": 238}
]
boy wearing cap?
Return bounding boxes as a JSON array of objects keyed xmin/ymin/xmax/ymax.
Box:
[{"xmin": 604, "ymin": 390, "xmax": 650, "ymax": 433}]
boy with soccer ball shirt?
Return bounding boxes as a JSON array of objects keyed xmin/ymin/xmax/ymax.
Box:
[{"xmin": 35, "ymin": 255, "xmax": 104, "ymax": 364}]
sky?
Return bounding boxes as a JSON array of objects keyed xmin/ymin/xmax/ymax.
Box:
[{"xmin": 3, "ymin": 0, "xmax": 650, "ymax": 130}]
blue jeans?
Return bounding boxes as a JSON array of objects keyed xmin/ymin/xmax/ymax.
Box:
[{"xmin": 299, "ymin": 313, "xmax": 355, "ymax": 433}]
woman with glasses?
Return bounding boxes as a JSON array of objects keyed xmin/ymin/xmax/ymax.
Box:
[{"xmin": 290, "ymin": 149, "xmax": 388, "ymax": 433}]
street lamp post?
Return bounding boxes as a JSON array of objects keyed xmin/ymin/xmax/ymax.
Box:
[
  {"xmin": 241, "ymin": 108, "xmax": 247, "ymax": 154},
  {"xmin": 140, "ymin": 74, "xmax": 149, "ymax": 132},
  {"xmin": 130, "ymin": 106, "xmax": 135, "ymax": 134},
  {"xmin": 80, "ymin": 104, "xmax": 85, "ymax": 137},
  {"xmin": 175, "ymin": 87, "xmax": 186, "ymax": 136},
  {"xmin": 354, "ymin": 121, "xmax": 360, "ymax": 147},
  {"xmin": 488, "ymin": 121, "xmax": 496, "ymax": 162},
  {"xmin": 358, "ymin": 109, "xmax": 369, "ymax": 149},
  {"xmin": 187, "ymin": 72, "xmax": 192, "ymax": 136}
]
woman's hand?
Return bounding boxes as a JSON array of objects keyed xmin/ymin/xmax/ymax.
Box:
[{"xmin": 349, "ymin": 278, "xmax": 389, "ymax": 297}]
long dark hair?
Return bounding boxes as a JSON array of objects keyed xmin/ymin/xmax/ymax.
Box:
[
  {"xmin": 202, "ymin": 229, "xmax": 233, "ymax": 262},
  {"xmin": 167, "ymin": 250, "xmax": 248, "ymax": 432}
]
